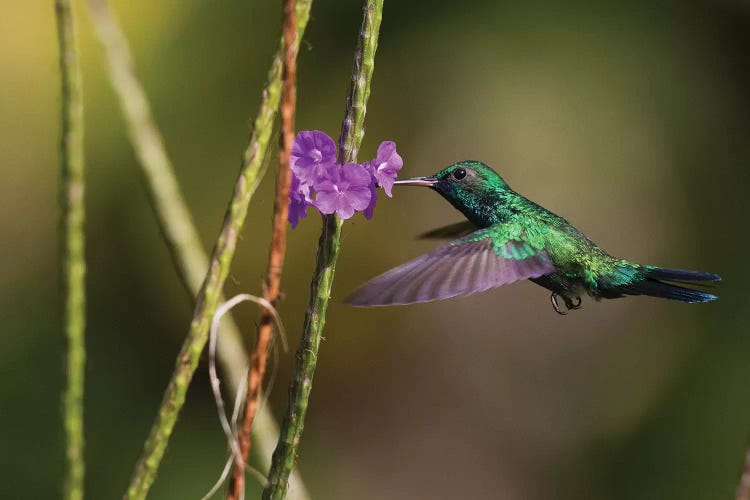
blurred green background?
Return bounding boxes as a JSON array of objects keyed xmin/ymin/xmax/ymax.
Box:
[{"xmin": 2, "ymin": 0, "xmax": 750, "ymax": 498}]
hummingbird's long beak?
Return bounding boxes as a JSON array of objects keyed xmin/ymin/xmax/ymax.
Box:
[{"xmin": 394, "ymin": 176, "xmax": 437, "ymax": 187}]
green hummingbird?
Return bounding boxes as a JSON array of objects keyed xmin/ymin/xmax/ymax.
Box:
[{"xmin": 346, "ymin": 161, "xmax": 720, "ymax": 313}]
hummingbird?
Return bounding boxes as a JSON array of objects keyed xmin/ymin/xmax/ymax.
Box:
[{"xmin": 346, "ymin": 161, "xmax": 720, "ymax": 313}]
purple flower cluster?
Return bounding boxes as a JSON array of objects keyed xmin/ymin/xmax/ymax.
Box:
[{"xmin": 288, "ymin": 130, "xmax": 403, "ymax": 227}]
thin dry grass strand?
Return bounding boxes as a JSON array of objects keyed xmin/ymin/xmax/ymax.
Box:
[
  {"xmin": 202, "ymin": 454, "xmax": 239, "ymax": 500},
  {"xmin": 232, "ymin": 368, "xmax": 249, "ymax": 430},
  {"xmin": 203, "ymin": 294, "xmax": 287, "ymax": 500},
  {"xmin": 201, "ymin": 370, "xmax": 262, "ymax": 500},
  {"xmin": 201, "ymin": 451, "xmax": 268, "ymax": 500},
  {"xmin": 260, "ymin": 338, "xmax": 281, "ymax": 416}
]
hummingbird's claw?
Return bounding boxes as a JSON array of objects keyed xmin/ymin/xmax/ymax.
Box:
[
  {"xmin": 550, "ymin": 292, "xmax": 567, "ymax": 315},
  {"xmin": 551, "ymin": 293, "xmax": 582, "ymax": 314},
  {"xmin": 564, "ymin": 296, "xmax": 582, "ymax": 310}
]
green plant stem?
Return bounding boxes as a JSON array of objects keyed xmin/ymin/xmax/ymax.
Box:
[
  {"xmin": 85, "ymin": 6, "xmax": 310, "ymax": 497},
  {"xmin": 122, "ymin": 1, "xmax": 313, "ymax": 498},
  {"xmin": 263, "ymin": 2, "xmax": 384, "ymax": 498},
  {"xmin": 55, "ymin": 1, "xmax": 86, "ymax": 499}
]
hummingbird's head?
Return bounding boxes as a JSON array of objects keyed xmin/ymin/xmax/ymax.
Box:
[{"xmin": 395, "ymin": 161, "xmax": 512, "ymax": 225}]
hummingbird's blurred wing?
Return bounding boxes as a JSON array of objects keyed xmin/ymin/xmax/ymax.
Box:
[
  {"xmin": 346, "ymin": 227, "xmax": 554, "ymax": 306},
  {"xmin": 418, "ymin": 220, "xmax": 476, "ymax": 239}
]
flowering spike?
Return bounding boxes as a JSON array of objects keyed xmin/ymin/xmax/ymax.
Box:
[{"xmin": 287, "ymin": 130, "xmax": 402, "ymax": 226}]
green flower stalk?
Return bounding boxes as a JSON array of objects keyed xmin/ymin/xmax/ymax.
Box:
[
  {"xmin": 55, "ymin": 1, "xmax": 86, "ymax": 499},
  {"xmin": 123, "ymin": 1, "xmax": 313, "ymax": 498},
  {"xmin": 263, "ymin": 1, "xmax": 384, "ymax": 498}
]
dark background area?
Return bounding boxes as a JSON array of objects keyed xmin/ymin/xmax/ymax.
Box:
[{"xmin": 2, "ymin": 0, "xmax": 750, "ymax": 498}]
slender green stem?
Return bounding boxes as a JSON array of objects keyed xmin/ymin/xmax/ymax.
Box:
[
  {"xmin": 55, "ymin": 1, "xmax": 86, "ymax": 499},
  {"xmin": 264, "ymin": 2, "xmax": 384, "ymax": 498},
  {"xmin": 335, "ymin": 2, "xmax": 383, "ymax": 165},
  {"xmin": 264, "ymin": 215, "xmax": 342, "ymax": 500},
  {"xmin": 123, "ymin": 2, "xmax": 313, "ymax": 499},
  {"xmin": 85, "ymin": 4, "xmax": 310, "ymax": 497}
]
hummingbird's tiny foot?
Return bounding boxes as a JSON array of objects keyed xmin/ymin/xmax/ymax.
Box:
[
  {"xmin": 550, "ymin": 292, "xmax": 567, "ymax": 315},
  {"xmin": 564, "ymin": 296, "xmax": 582, "ymax": 310}
]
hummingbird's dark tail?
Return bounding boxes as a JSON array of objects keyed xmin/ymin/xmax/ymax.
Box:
[{"xmin": 617, "ymin": 266, "xmax": 721, "ymax": 303}]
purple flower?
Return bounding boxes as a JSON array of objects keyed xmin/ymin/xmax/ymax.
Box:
[
  {"xmin": 290, "ymin": 130, "xmax": 337, "ymax": 186},
  {"xmin": 287, "ymin": 130, "xmax": 403, "ymax": 227},
  {"xmin": 361, "ymin": 161, "xmax": 378, "ymax": 220},
  {"xmin": 313, "ymin": 163, "xmax": 372, "ymax": 220},
  {"xmin": 369, "ymin": 141, "xmax": 403, "ymax": 197},
  {"xmin": 288, "ymin": 174, "xmax": 311, "ymax": 228}
]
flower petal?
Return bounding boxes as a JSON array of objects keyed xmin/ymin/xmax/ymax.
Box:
[
  {"xmin": 336, "ymin": 197, "xmax": 357, "ymax": 220},
  {"xmin": 312, "ymin": 163, "xmax": 373, "ymax": 219},
  {"xmin": 288, "ymin": 173, "xmax": 312, "ymax": 228},
  {"xmin": 288, "ymin": 198, "xmax": 309, "ymax": 228},
  {"xmin": 363, "ymin": 181, "xmax": 378, "ymax": 220},
  {"xmin": 372, "ymin": 141, "xmax": 403, "ymax": 197},
  {"xmin": 312, "ymin": 182, "xmax": 340, "ymax": 215},
  {"xmin": 290, "ymin": 130, "xmax": 337, "ymax": 185},
  {"xmin": 375, "ymin": 141, "xmax": 398, "ymax": 163},
  {"xmin": 341, "ymin": 162, "xmax": 373, "ymax": 187}
]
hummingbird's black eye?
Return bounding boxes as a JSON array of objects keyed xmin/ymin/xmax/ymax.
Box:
[{"xmin": 452, "ymin": 168, "xmax": 467, "ymax": 180}]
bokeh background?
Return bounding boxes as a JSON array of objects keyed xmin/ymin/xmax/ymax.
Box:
[{"xmin": 3, "ymin": 0, "xmax": 750, "ymax": 498}]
